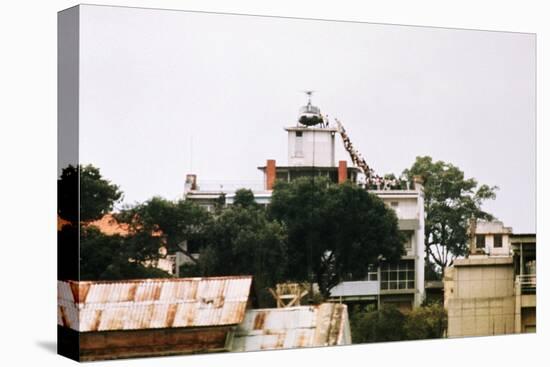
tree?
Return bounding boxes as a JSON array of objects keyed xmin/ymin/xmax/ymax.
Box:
[
  {"xmin": 115, "ymin": 197, "xmax": 212, "ymax": 264},
  {"xmin": 403, "ymin": 302, "xmax": 447, "ymax": 340},
  {"xmin": 58, "ymin": 164, "xmax": 123, "ymax": 224},
  {"xmin": 233, "ymin": 188, "xmax": 259, "ymax": 209},
  {"xmin": 403, "ymin": 156, "xmax": 497, "ymax": 271},
  {"xmin": 351, "ymin": 305, "xmax": 406, "ymax": 343},
  {"xmin": 351, "ymin": 303, "xmax": 447, "ymax": 344},
  {"xmin": 81, "ymin": 196, "xmax": 213, "ymax": 281},
  {"xmin": 80, "ymin": 226, "xmax": 171, "ymax": 280},
  {"xmin": 58, "ymin": 165, "xmax": 79, "ymax": 224},
  {"xmin": 269, "ymin": 177, "xmax": 404, "ymax": 298},
  {"xmin": 58, "ymin": 164, "xmax": 173, "ymax": 280},
  {"xmin": 183, "ymin": 203, "xmax": 288, "ymax": 307}
]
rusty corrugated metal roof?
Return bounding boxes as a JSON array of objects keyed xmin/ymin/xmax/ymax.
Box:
[
  {"xmin": 232, "ymin": 303, "xmax": 351, "ymax": 352},
  {"xmin": 58, "ymin": 276, "xmax": 252, "ymax": 332}
]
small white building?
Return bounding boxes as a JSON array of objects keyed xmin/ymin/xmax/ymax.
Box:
[
  {"xmin": 444, "ymin": 221, "xmax": 536, "ymax": 336},
  {"xmin": 471, "ymin": 220, "xmax": 513, "ymax": 257}
]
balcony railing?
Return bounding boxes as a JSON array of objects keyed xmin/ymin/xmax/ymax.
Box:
[
  {"xmin": 192, "ymin": 180, "xmax": 265, "ymax": 192},
  {"xmin": 516, "ymin": 274, "xmax": 536, "ymax": 294}
]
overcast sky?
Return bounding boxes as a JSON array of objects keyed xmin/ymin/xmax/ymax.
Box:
[{"xmin": 78, "ymin": 5, "xmax": 536, "ymax": 233}]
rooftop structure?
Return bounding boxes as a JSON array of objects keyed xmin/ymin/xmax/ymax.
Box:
[
  {"xmin": 58, "ymin": 276, "xmax": 253, "ymax": 361},
  {"xmin": 58, "ymin": 276, "xmax": 253, "ymax": 332},
  {"xmin": 469, "ymin": 220, "xmax": 513, "ymax": 257},
  {"xmin": 232, "ymin": 303, "xmax": 351, "ymax": 352},
  {"xmin": 57, "ymin": 276, "xmax": 354, "ymax": 360},
  {"xmin": 444, "ymin": 221, "xmax": 536, "ymax": 337}
]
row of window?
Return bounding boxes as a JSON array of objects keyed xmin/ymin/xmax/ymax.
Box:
[
  {"xmin": 476, "ymin": 234, "xmax": 503, "ymax": 248},
  {"xmin": 380, "ymin": 260, "xmax": 415, "ymax": 290},
  {"xmin": 364, "ymin": 261, "xmax": 416, "ymax": 290}
]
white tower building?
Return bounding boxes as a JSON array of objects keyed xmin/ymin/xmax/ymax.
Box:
[{"xmin": 286, "ymin": 126, "xmax": 337, "ymax": 167}]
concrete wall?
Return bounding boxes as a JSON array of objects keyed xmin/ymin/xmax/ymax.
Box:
[
  {"xmin": 475, "ymin": 221, "xmax": 513, "ymax": 256},
  {"xmin": 445, "ymin": 260, "xmax": 516, "ymax": 337},
  {"xmin": 382, "ymin": 197, "xmax": 420, "ymax": 220},
  {"xmin": 415, "ymin": 190, "xmax": 425, "ymax": 306},
  {"xmin": 379, "ymin": 193, "xmax": 425, "ymax": 307},
  {"xmin": 479, "ymin": 234, "xmax": 512, "ymax": 256},
  {"xmin": 287, "ymin": 127, "xmax": 336, "ymax": 167}
]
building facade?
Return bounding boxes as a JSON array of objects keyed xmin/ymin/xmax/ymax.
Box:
[
  {"xmin": 184, "ymin": 100, "xmax": 426, "ymax": 310},
  {"xmin": 329, "ymin": 187, "xmax": 425, "ymax": 311},
  {"xmin": 511, "ymin": 233, "xmax": 536, "ymax": 333},
  {"xmin": 444, "ymin": 221, "xmax": 536, "ymax": 337}
]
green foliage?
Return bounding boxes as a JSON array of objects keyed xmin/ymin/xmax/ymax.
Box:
[
  {"xmin": 404, "ymin": 302, "xmax": 447, "ymax": 340},
  {"xmin": 58, "ymin": 164, "xmax": 123, "ymax": 223},
  {"xmin": 425, "ymin": 260, "xmax": 442, "ymax": 281},
  {"xmin": 351, "ymin": 303, "xmax": 447, "ymax": 343},
  {"xmin": 403, "ymin": 156, "xmax": 497, "ymax": 268},
  {"xmin": 79, "ymin": 165, "xmax": 123, "ymax": 222},
  {"xmin": 233, "ymin": 188, "xmax": 259, "ymax": 209},
  {"xmin": 183, "ymin": 204, "xmax": 288, "ymax": 306},
  {"xmin": 116, "ymin": 197, "xmax": 212, "ymax": 259},
  {"xmin": 58, "ymin": 164, "xmax": 169, "ymax": 280},
  {"xmin": 351, "ymin": 305, "xmax": 406, "ymax": 343},
  {"xmin": 58, "ymin": 165, "xmax": 79, "ymax": 224},
  {"xmin": 80, "ymin": 226, "xmax": 171, "ymax": 280},
  {"xmin": 269, "ymin": 177, "xmax": 404, "ymax": 298},
  {"xmin": 57, "ymin": 165, "xmax": 175, "ymax": 280}
]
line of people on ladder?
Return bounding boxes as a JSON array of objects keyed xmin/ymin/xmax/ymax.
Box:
[{"xmin": 335, "ymin": 118, "xmax": 409, "ymax": 191}]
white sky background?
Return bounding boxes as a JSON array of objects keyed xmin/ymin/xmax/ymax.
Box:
[{"xmin": 79, "ymin": 5, "xmax": 536, "ymax": 233}]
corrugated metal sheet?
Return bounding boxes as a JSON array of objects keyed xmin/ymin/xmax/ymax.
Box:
[
  {"xmin": 232, "ymin": 303, "xmax": 350, "ymax": 352},
  {"xmin": 58, "ymin": 276, "xmax": 252, "ymax": 332},
  {"xmin": 330, "ymin": 280, "xmax": 380, "ymax": 297}
]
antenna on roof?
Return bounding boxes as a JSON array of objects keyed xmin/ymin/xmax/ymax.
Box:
[{"xmin": 303, "ymin": 90, "xmax": 314, "ymax": 105}]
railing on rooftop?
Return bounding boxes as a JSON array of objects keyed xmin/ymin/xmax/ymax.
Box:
[
  {"xmin": 516, "ymin": 274, "xmax": 536, "ymax": 294},
  {"xmin": 194, "ymin": 180, "xmax": 265, "ymax": 192},
  {"xmin": 362, "ymin": 179, "xmax": 414, "ymax": 191},
  {"xmin": 192, "ymin": 179, "xmax": 418, "ymax": 193}
]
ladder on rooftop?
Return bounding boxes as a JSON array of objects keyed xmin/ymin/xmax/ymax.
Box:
[{"xmin": 334, "ymin": 118, "xmax": 373, "ymax": 180}]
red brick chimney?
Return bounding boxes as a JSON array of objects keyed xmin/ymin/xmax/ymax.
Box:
[
  {"xmin": 338, "ymin": 160, "xmax": 347, "ymax": 184},
  {"xmin": 266, "ymin": 159, "xmax": 276, "ymax": 190},
  {"xmin": 185, "ymin": 174, "xmax": 197, "ymax": 191}
]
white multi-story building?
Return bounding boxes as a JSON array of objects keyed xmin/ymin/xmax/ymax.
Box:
[
  {"xmin": 329, "ymin": 187, "xmax": 425, "ymax": 311},
  {"xmin": 184, "ymin": 99, "xmax": 426, "ymax": 310}
]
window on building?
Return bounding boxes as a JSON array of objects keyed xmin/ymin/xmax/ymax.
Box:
[
  {"xmin": 494, "ymin": 234, "xmax": 503, "ymax": 248},
  {"xmin": 476, "ymin": 234, "xmax": 485, "ymax": 248},
  {"xmin": 390, "ymin": 201, "xmax": 399, "ymax": 208},
  {"xmin": 367, "ymin": 264, "xmax": 378, "ymax": 281},
  {"xmin": 380, "ymin": 260, "xmax": 415, "ymax": 290},
  {"xmin": 295, "ymin": 131, "xmax": 303, "ymax": 157},
  {"xmin": 402, "ymin": 231, "xmax": 413, "ymax": 249}
]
